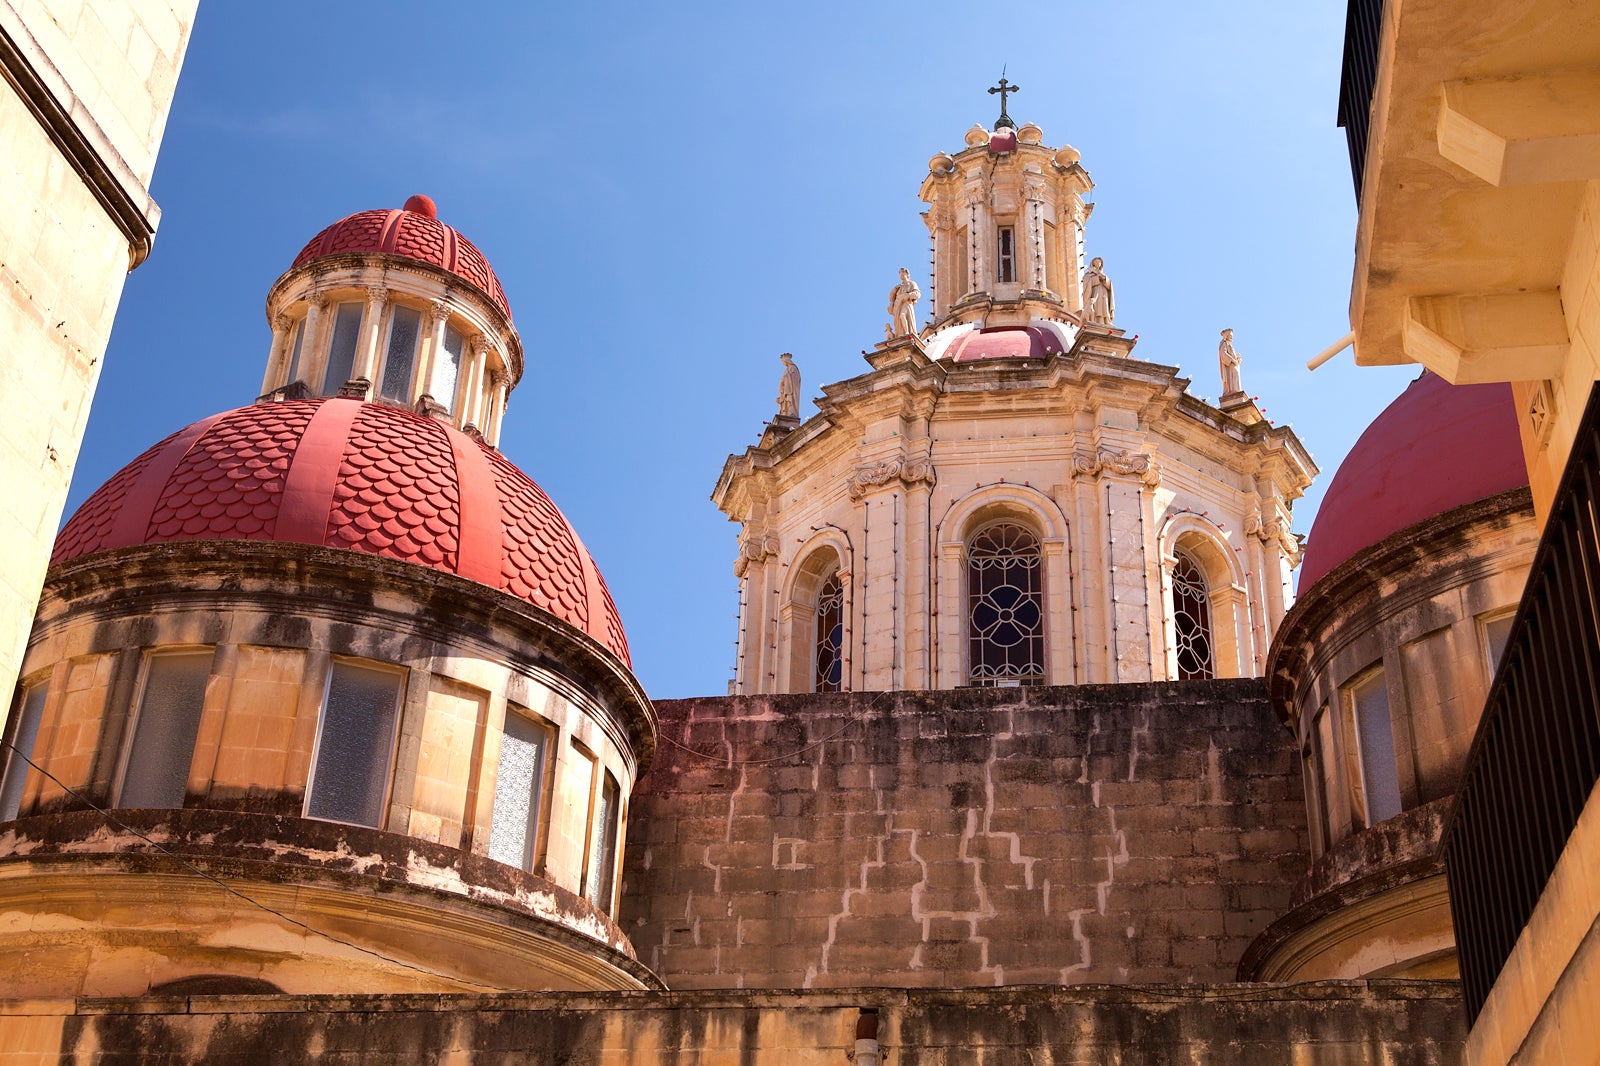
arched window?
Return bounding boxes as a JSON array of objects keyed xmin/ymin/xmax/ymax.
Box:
[
  {"xmin": 814, "ymin": 571, "xmax": 844, "ymax": 692},
  {"xmin": 967, "ymin": 522, "xmax": 1045, "ymax": 686},
  {"xmin": 1171, "ymin": 552, "xmax": 1215, "ymax": 680}
]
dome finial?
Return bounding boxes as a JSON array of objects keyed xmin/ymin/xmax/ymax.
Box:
[
  {"xmin": 402, "ymin": 194, "xmax": 437, "ymax": 218},
  {"xmin": 987, "ymin": 71, "xmax": 1020, "ymax": 130}
]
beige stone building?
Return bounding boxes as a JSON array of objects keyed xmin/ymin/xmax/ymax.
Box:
[
  {"xmin": 0, "ymin": 198, "xmax": 657, "ymax": 997},
  {"xmin": 1334, "ymin": 0, "xmax": 1600, "ymax": 1062},
  {"xmin": 0, "ymin": 72, "xmax": 1533, "ymax": 1062},
  {"xmin": 717, "ymin": 119, "xmax": 1314, "ymax": 695},
  {"xmin": 0, "ymin": 0, "xmax": 196, "ymax": 737}
]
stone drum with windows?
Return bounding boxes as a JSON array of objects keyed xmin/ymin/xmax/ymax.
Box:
[
  {"xmin": 0, "ymin": 199, "xmax": 659, "ymax": 999},
  {"xmin": 1246, "ymin": 372, "xmax": 1539, "ymax": 984}
]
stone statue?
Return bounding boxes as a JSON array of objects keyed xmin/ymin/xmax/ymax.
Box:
[
  {"xmin": 888, "ymin": 267, "xmax": 921, "ymax": 337},
  {"xmin": 1082, "ymin": 257, "xmax": 1114, "ymax": 325},
  {"xmin": 1218, "ymin": 328, "xmax": 1243, "ymax": 396},
  {"xmin": 776, "ymin": 353, "xmax": 801, "ymax": 419}
]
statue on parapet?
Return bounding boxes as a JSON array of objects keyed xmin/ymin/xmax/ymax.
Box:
[
  {"xmin": 1082, "ymin": 257, "xmax": 1114, "ymax": 325},
  {"xmin": 1219, "ymin": 328, "xmax": 1244, "ymax": 397},
  {"xmin": 888, "ymin": 267, "xmax": 921, "ymax": 338},
  {"xmin": 776, "ymin": 352, "xmax": 801, "ymax": 420}
]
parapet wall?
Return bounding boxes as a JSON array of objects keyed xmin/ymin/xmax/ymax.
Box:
[
  {"xmin": 0, "ymin": 982, "xmax": 1466, "ymax": 1063},
  {"xmin": 620, "ymin": 681, "xmax": 1308, "ymax": 989}
]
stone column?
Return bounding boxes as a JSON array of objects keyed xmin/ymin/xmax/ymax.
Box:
[
  {"xmin": 260, "ymin": 313, "xmax": 291, "ymax": 397},
  {"xmin": 485, "ymin": 370, "xmax": 509, "ymax": 446},
  {"xmin": 352, "ymin": 285, "xmax": 388, "ymax": 392},
  {"xmin": 1063, "ymin": 210, "xmax": 1086, "ymax": 316},
  {"xmin": 1104, "ymin": 477, "xmax": 1153, "ymax": 683},
  {"xmin": 1071, "ymin": 458, "xmax": 1107, "ymax": 684},
  {"xmin": 1026, "ymin": 192, "xmax": 1047, "ymax": 292},
  {"xmin": 935, "ymin": 540, "xmax": 965, "ymax": 688},
  {"xmin": 1043, "ymin": 536, "xmax": 1072, "ymax": 684},
  {"xmin": 900, "ymin": 470, "xmax": 935, "ymax": 690},
  {"xmin": 300, "ymin": 297, "xmax": 329, "ymax": 394},
  {"xmin": 463, "ymin": 338, "xmax": 491, "ymax": 430},
  {"xmin": 415, "ymin": 300, "xmax": 450, "ymax": 407},
  {"xmin": 966, "ymin": 195, "xmax": 990, "ymax": 295}
]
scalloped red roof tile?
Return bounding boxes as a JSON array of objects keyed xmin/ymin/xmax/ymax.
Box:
[
  {"xmin": 52, "ymin": 399, "xmax": 626, "ymax": 664},
  {"xmin": 291, "ymin": 208, "xmax": 511, "ymax": 321}
]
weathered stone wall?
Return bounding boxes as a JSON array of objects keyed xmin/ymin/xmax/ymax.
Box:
[
  {"xmin": 620, "ymin": 681, "xmax": 1307, "ymax": 989},
  {"xmin": 0, "ymin": 982, "xmax": 1467, "ymax": 1063}
]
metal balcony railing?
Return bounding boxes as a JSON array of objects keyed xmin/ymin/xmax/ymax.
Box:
[
  {"xmin": 1443, "ymin": 383, "xmax": 1600, "ymax": 1022},
  {"xmin": 1336, "ymin": 0, "xmax": 1385, "ymax": 203}
]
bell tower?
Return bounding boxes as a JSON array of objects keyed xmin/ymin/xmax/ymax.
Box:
[{"xmin": 919, "ymin": 80, "xmax": 1094, "ymax": 331}]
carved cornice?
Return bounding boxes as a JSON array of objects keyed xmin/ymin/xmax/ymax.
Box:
[
  {"xmin": 845, "ymin": 457, "xmax": 937, "ymax": 500},
  {"xmin": 0, "ymin": 7, "xmax": 160, "ymax": 267}
]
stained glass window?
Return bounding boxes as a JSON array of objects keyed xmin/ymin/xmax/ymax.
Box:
[
  {"xmin": 1171, "ymin": 553, "xmax": 1215, "ymax": 680},
  {"xmin": 967, "ymin": 522, "xmax": 1045, "ymax": 686},
  {"xmin": 814, "ymin": 572, "xmax": 844, "ymax": 692}
]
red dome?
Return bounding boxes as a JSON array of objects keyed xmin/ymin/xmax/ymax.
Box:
[
  {"xmin": 291, "ymin": 202, "xmax": 511, "ymax": 320},
  {"xmin": 947, "ymin": 326, "xmax": 1064, "ymax": 362},
  {"xmin": 52, "ymin": 400, "xmax": 628, "ymax": 664},
  {"xmin": 1298, "ymin": 372, "xmax": 1528, "ymax": 591}
]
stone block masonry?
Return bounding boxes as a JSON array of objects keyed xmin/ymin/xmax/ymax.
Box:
[
  {"xmin": 620, "ymin": 680, "xmax": 1309, "ymax": 989},
  {"xmin": 0, "ymin": 983, "xmax": 1466, "ymax": 1063}
]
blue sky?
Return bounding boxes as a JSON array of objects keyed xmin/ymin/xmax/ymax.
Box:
[{"xmin": 80, "ymin": 2, "xmax": 1420, "ymax": 698}]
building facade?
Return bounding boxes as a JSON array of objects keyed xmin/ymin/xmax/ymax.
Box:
[{"xmin": 0, "ymin": 0, "xmax": 196, "ymax": 750}]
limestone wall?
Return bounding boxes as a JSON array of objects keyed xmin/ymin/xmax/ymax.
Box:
[
  {"xmin": 0, "ymin": 0, "xmax": 195, "ymax": 730},
  {"xmin": 620, "ymin": 681, "xmax": 1307, "ymax": 989},
  {"xmin": 0, "ymin": 982, "xmax": 1467, "ymax": 1063}
]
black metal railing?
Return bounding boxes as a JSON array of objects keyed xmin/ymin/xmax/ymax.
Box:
[
  {"xmin": 1336, "ymin": 0, "xmax": 1385, "ymax": 203},
  {"xmin": 1443, "ymin": 382, "xmax": 1600, "ymax": 1022}
]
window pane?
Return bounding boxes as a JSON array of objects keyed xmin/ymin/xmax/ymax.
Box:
[
  {"xmin": 814, "ymin": 572, "xmax": 844, "ymax": 692},
  {"xmin": 967, "ymin": 523, "xmax": 1044, "ymax": 686},
  {"xmin": 998, "ymin": 227, "xmax": 1015, "ymax": 283},
  {"xmin": 1352, "ymin": 671, "xmax": 1402, "ymax": 824},
  {"xmin": 433, "ymin": 326, "xmax": 465, "ymax": 413},
  {"xmin": 321, "ymin": 302, "xmax": 364, "ymax": 395},
  {"xmin": 587, "ymin": 771, "xmax": 621, "ymax": 912},
  {"xmin": 1483, "ymin": 613, "xmax": 1515, "ymax": 675},
  {"xmin": 379, "ymin": 306, "xmax": 422, "ymax": 402},
  {"xmin": 307, "ymin": 662, "xmax": 401, "ymax": 827},
  {"xmin": 120, "ymin": 651, "xmax": 211, "ymax": 809},
  {"xmin": 1172, "ymin": 553, "xmax": 1215, "ymax": 680},
  {"xmin": 488, "ymin": 711, "xmax": 549, "ymax": 871},
  {"xmin": 285, "ymin": 319, "xmax": 306, "ymax": 384},
  {"xmin": 0, "ymin": 681, "xmax": 50, "ymax": 820}
]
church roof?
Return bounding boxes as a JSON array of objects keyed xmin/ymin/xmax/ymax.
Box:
[
  {"xmin": 52, "ymin": 399, "xmax": 628, "ymax": 664},
  {"xmin": 1297, "ymin": 372, "xmax": 1528, "ymax": 591},
  {"xmin": 944, "ymin": 326, "xmax": 1066, "ymax": 362},
  {"xmin": 290, "ymin": 195, "xmax": 511, "ymax": 320}
]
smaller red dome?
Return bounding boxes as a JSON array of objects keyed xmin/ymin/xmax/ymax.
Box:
[
  {"xmin": 53, "ymin": 400, "xmax": 627, "ymax": 663},
  {"xmin": 947, "ymin": 326, "xmax": 1062, "ymax": 362},
  {"xmin": 1298, "ymin": 372, "xmax": 1528, "ymax": 591},
  {"xmin": 291, "ymin": 201, "xmax": 510, "ymax": 320},
  {"xmin": 988, "ymin": 128, "xmax": 1017, "ymax": 154}
]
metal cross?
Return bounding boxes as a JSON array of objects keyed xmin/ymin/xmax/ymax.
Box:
[{"xmin": 988, "ymin": 76, "xmax": 1021, "ymax": 128}]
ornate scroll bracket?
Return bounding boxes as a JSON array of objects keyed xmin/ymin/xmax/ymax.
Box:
[
  {"xmin": 1073, "ymin": 447, "xmax": 1161, "ymax": 486},
  {"xmin": 846, "ymin": 457, "xmax": 937, "ymax": 500},
  {"xmin": 733, "ymin": 530, "xmax": 781, "ymax": 578},
  {"xmin": 1246, "ymin": 511, "xmax": 1301, "ymax": 563}
]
